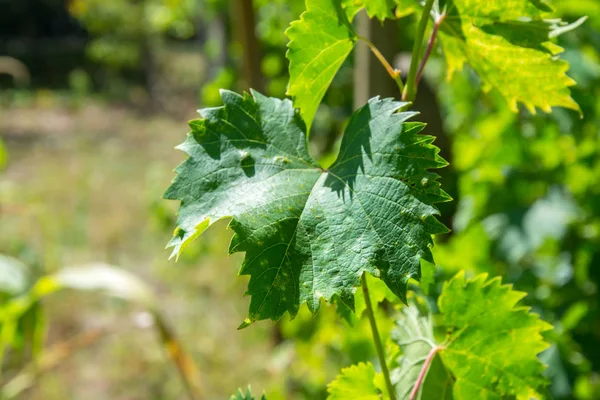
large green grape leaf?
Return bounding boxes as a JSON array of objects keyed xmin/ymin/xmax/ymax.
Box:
[
  {"xmin": 392, "ymin": 272, "xmax": 552, "ymax": 399},
  {"xmin": 438, "ymin": 0, "xmax": 581, "ymax": 114},
  {"xmin": 285, "ymin": 0, "xmax": 357, "ymax": 130},
  {"xmin": 165, "ymin": 90, "xmax": 449, "ymax": 326},
  {"xmin": 327, "ymin": 362, "xmax": 384, "ymax": 399}
]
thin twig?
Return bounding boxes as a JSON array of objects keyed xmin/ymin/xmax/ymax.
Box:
[
  {"xmin": 402, "ymin": 0, "xmax": 436, "ymax": 101},
  {"xmin": 415, "ymin": 13, "xmax": 447, "ymax": 87},
  {"xmin": 409, "ymin": 345, "xmax": 444, "ymax": 400},
  {"xmin": 1, "ymin": 328, "xmax": 109, "ymax": 398},
  {"xmin": 357, "ymin": 35, "xmax": 405, "ymax": 93},
  {"xmin": 362, "ymin": 274, "xmax": 397, "ymax": 400}
]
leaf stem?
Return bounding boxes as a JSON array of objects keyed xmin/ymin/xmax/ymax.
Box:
[
  {"xmin": 409, "ymin": 345, "xmax": 443, "ymax": 400},
  {"xmin": 362, "ymin": 273, "xmax": 396, "ymax": 400},
  {"xmin": 357, "ymin": 35, "xmax": 404, "ymax": 94},
  {"xmin": 415, "ymin": 13, "xmax": 447, "ymax": 87},
  {"xmin": 402, "ymin": 0, "xmax": 435, "ymax": 101}
]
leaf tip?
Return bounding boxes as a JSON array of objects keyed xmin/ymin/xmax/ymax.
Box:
[{"xmin": 237, "ymin": 317, "xmax": 253, "ymax": 330}]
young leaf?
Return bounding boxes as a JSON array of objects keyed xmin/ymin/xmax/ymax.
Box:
[
  {"xmin": 327, "ymin": 362, "xmax": 383, "ymax": 400},
  {"xmin": 438, "ymin": 0, "xmax": 581, "ymax": 114},
  {"xmin": 286, "ymin": 0, "xmax": 357, "ymax": 129},
  {"xmin": 392, "ymin": 305, "xmax": 452, "ymax": 400},
  {"xmin": 392, "ymin": 272, "xmax": 553, "ymax": 399},
  {"xmin": 165, "ymin": 90, "xmax": 449, "ymax": 326}
]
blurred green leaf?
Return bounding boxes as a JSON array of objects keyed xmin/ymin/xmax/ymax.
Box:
[
  {"xmin": 327, "ymin": 362, "xmax": 383, "ymax": 399},
  {"xmin": 439, "ymin": 0, "xmax": 581, "ymax": 114},
  {"xmin": 392, "ymin": 272, "xmax": 552, "ymax": 399}
]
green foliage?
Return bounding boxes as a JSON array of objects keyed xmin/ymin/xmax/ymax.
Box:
[
  {"xmin": 327, "ymin": 362, "xmax": 383, "ymax": 399},
  {"xmin": 159, "ymin": 0, "xmax": 591, "ymax": 397},
  {"xmin": 438, "ymin": 0, "xmax": 581, "ymax": 114},
  {"xmin": 165, "ymin": 91, "xmax": 448, "ymax": 326},
  {"xmin": 200, "ymin": 68, "xmax": 236, "ymax": 106},
  {"xmin": 393, "ymin": 272, "xmax": 552, "ymax": 399},
  {"xmin": 69, "ymin": 0, "xmax": 201, "ymax": 68}
]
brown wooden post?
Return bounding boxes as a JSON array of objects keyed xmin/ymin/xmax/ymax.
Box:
[
  {"xmin": 232, "ymin": 0, "xmax": 263, "ymax": 92},
  {"xmin": 354, "ymin": 11, "xmax": 400, "ymax": 109}
]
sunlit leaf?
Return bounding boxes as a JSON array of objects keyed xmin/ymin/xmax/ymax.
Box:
[
  {"xmin": 438, "ymin": 0, "xmax": 581, "ymax": 114},
  {"xmin": 286, "ymin": 0, "xmax": 357, "ymax": 129},
  {"xmin": 327, "ymin": 362, "xmax": 382, "ymax": 399},
  {"xmin": 165, "ymin": 90, "xmax": 449, "ymax": 326}
]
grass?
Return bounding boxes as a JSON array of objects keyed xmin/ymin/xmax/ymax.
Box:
[{"xmin": 0, "ymin": 93, "xmax": 283, "ymax": 399}]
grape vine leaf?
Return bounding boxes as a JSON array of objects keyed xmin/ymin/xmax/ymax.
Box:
[
  {"xmin": 164, "ymin": 90, "xmax": 449, "ymax": 327},
  {"xmin": 392, "ymin": 272, "xmax": 552, "ymax": 399},
  {"xmin": 286, "ymin": 0, "xmax": 357, "ymax": 130},
  {"xmin": 438, "ymin": 0, "xmax": 581, "ymax": 114},
  {"xmin": 230, "ymin": 386, "xmax": 266, "ymax": 400},
  {"xmin": 327, "ymin": 362, "xmax": 383, "ymax": 400},
  {"xmin": 285, "ymin": 0, "xmax": 417, "ymax": 129}
]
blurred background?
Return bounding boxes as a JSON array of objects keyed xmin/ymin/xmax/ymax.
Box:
[{"xmin": 0, "ymin": 0, "xmax": 599, "ymax": 399}]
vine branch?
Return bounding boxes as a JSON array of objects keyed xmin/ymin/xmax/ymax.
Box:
[
  {"xmin": 415, "ymin": 13, "xmax": 447, "ymax": 87},
  {"xmin": 409, "ymin": 345, "xmax": 444, "ymax": 400},
  {"xmin": 362, "ymin": 273, "xmax": 396, "ymax": 400},
  {"xmin": 357, "ymin": 35, "xmax": 404, "ymax": 94},
  {"xmin": 403, "ymin": 0, "xmax": 436, "ymax": 101}
]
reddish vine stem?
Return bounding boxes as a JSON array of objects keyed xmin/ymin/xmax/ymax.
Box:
[
  {"xmin": 409, "ymin": 345, "xmax": 444, "ymax": 400},
  {"xmin": 415, "ymin": 13, "xmax": 447, "ymax": 87}
]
